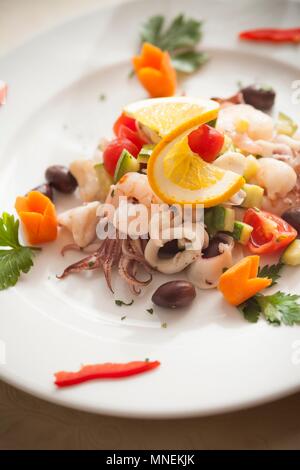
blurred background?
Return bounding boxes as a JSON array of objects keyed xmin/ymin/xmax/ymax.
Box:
[{"xmin": 1, "ymin": 0, "xmax": 300, "ymax": 450}]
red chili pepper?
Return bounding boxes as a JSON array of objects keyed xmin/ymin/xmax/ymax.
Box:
[
  {"xmin": 54, "ymin": 360, "xmax": 160, "ymax": 387},
  {"xmin": 239, "ymin": 28, "xmax": 300, "ymax": 43}
]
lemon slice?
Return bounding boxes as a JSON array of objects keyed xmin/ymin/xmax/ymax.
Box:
[
  {"xmin": 124, "ymin": 97, "xmax": 219, "ymax": 141},
  {"xmin": 147, "ymin": 115, "xmax": 245, "ymax": 207}
]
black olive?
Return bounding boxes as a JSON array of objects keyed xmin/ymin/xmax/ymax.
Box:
[
  {"xmin": 45, "ymin": 165, "xmax": 77, "ymax": 193},
  {"xmin": 30, "ymin": 183, "xmax": 54, "ymax": 201},
  {"xmin": 202, "ymin": 233, "xmax": 229, "ymax": 258},
  {"xmin": 282, "ymin": 208, "xmax": 300, "ymax": 234},
  {"xmin": 152, "ymin": 280, "xmax": 196, "ymax": 309},
  {"xmin": 241, "ymin": 84, "xmax": 276, "ymax": 111}
]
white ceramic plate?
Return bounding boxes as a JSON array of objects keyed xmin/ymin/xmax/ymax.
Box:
[{"xmin": 1, "ymin": 0, "xmax": 300, "ymax": 418}]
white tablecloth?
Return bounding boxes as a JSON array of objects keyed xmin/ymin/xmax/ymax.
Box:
[{"xmin": 1, "ymin": 0, "xmax": 300, "ymax": 450}]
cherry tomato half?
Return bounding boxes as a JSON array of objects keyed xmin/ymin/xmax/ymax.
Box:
[
  {"xmin": 188, "ymin": 124, "xmax": 224, "ymax": 163},
  {"xmin": 117, "ymin": 125, "xmax": 147, "ymax": 152},
  {"xmin": 113, "ymin": 113, "xmax": 147, "ymax": 151},
  {"xmin": 103, "ymin": 138, "xmax": 139, "ymax": 177},
  {"xmin": 243, "ymin": 208, "xmax": 297, "ymax": 254},
  {"xmin": 113, "ymin": 113, "xmax": 137, "ymax": 135}
]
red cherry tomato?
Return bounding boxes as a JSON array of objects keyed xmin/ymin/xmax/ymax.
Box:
[
  {"xmin": 113, "ymin": 113, "xmax": 137, "ymax": 135},
  {"xmin": 243, "ymin": 208, "xmax": 297, "ymax": 254},
  {"xmin": 188, "ymin": 124, "xmax": 224, "ymax": 163},
  {"xmin": 103, "ymin": 138, "xmax": 139, "ymax": 177},
  {"xmin": 113, "ymin": 113, "xmax": 147, "ymax": 151},
  {"xmin": 117, "ymin": 125, "xmax": 147, "ymax": 152}
]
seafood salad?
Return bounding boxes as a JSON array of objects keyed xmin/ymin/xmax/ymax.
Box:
[{"xmin": 6, "ymin": 87, "xmax": 300, "ymax": 326}]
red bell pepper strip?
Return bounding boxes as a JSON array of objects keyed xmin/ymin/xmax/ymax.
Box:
[
  {"xmin": 239, "ymin": 28, "xmax": 300, "ymax": 43},
  {"xmin": 54, "ymin": 360, "xmax": 161, "ymax": 387},
  {"xmin": 243, "ymin": 208, "xmax": 297, "ymax": 254}
]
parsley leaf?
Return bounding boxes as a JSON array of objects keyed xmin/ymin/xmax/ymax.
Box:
[
  {"xmin": 0, "ymin": 213, "xmax": 38, "ymax": 290},
  {"xmin": 171, "ymin": 50, "xmax": 208, "ymax": 73},
  {"xmin": 239, "ymin": 297, "xmax": 260, "ymax": 323},
  {"xmin": 257, "ymin": 262, "xmax": 283, "ymax": 287},
  {"xmin": 140, "ymin": 14, "xmax": 206, "ymax": 74},
  {"xmin": 140, "ymin": 15, "xmax": 164, "ymax": 45},
  {"xmin": 239, "ymin": 290, "xmax": 300, "ymax": 326},
  {"xmin": 256, "ymin": 292, "xmax": 300, "ymax": 326}
]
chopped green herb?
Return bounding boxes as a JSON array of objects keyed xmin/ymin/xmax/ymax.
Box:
[
  {"xmin": 145, "ymin": 358, "xmax": 150, "ymax": 362},
  {"xmin": 0, "ymin": 213, "xmax": 40, "ymax": 290},
  {"xmin": 88, "ymin": 261, "xmax": 95, "ymax": 268},
  {"xmin": 121, "ymin": 315, "xmax": 127, "ymax": 321},
  {"xmin": 115, "ymin": 299, "xmax": 134, "ymax": 307},
  {"xmin": 111, "ymin": 189, "xmax": 115, "ymax": 198},
  {"xmin": 146, "ymin": 308, "xmax": 154, "ymax": 314},
  {"xmin": 161, "ymin": 322, "xmax": 168, "ymax": 328},
  {"xmin": 139, "ymin": 14, "xmax": 207, "ymax": 74},
  {"xmin": 257, "ymin": 262, "xmax": 283, "ymax": 287},
  {"xmin": 99, "ymin": 93, "xmax": 106, "ymax": 101}
]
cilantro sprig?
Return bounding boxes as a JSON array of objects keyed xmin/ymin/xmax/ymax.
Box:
[
  {"xmin": 0, "ymin": 213, "xmax": 39, "ymax": 290},
  {"xmin": 140, "ymin": 14, "xmax": 208, "ymax": 73},
  {"xmin": 238, "ymin": 262, "xmax": 300, "ymax": 326}
]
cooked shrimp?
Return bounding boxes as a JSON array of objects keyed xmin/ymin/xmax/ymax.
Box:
[
  {"xmin": 217, "ymin": 104, "xmax": 274, "ymax": 142},
  {"xmin": 253, "ymin": 157, "xmax": 297, "ymax": 200},
  {"xmin": 106, "ymin": 172, "xmax": 159, "ymax": 208}
]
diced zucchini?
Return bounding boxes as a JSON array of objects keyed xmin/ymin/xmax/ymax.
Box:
[
  {"xmin": 137, "ymin": 144, "xmax": 155, "ymax": 164},
  {"xmin": 243, "ymin": 155, "xmax": 259, "ymax": 181},
  {"xmin": 213, "ymin": 206, "xmax": 235, "ymax": 232},
  {"xmin": 233, "ymin": 221, "xmax": 253, "ymax": 245},
  {"xmin": 94, "ymin": 163, "xmax": 113, "ymax": 202},
  {"xmin": 276, "ymin": 112, "xmax": 298, "ymax": 137},
  {"xmin": 114, "ymin": 149, "xmax": 140, "ymax": 183},
  {"xmin": 204, "ymin": 209, "xmax": 215, "ymax": 236},
  {"xmin": 241, "ymin": 183, "xmax": 264, "ymax": 209},
  {"xmin": 282, "ymin": 239, "xmax": 300, "ymax": 266}
]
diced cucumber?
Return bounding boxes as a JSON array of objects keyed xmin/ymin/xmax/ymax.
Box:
[
  {"xmin": 204, "ymin": 209, "xmax": 216, "ymax": 236},
  {"xmin": 137, "ymin": 144, "xmax": 155, "ymax": 164},
  {"xmin": 94, "ymin": 163, "xmax": 113, "ymax": 202},
  {"xmin": 233, "ymin": 221, "xmax": 253, "ymax": 245},
  {"xmin": 276, "ymin": 112, "xmax": 298, "ymax": 137},
  {"xmin": 114, "ymin": 149, "xmax": 140, "ymax": 183},
  {"xmin": 213, "ymin": 206, "xmax": 235, "ymax": 232},
  {"xmin": 282, "ymin": 239, "xmax": 300, "ymax": 266},
  {"xmin": 241, "ymin": 183, "xmax": 264, "ymax": 209}
]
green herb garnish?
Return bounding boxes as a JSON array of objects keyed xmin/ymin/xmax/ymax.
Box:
[
  {"xmin": 239, "ymin": 291, "xmax": 300, "ymax": 326},
  {"xmin": 161, "ymin": 322, "xmax": 168, "ymax": 328},
  {"xmin": 140, "ymin": 14, "xmax": 207, "ymax": 73},
  {"xmin": 0, "ymin": 213, "xmax": 40, "ymax": 290},
  {"xmin": 146, "ymin": 308, "xmax": 154, "ymax": 314},
  {"xmin": 257, "ymin": 262, "xmax": 283, "ymax": 287},
  {"xmin": 115, "ymin": 299, "xmax": 134, "ymax": 307}
]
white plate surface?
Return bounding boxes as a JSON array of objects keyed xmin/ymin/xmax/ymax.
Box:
[{"xmin": 1, "ymin": 0, "xmax": 300, "ymax": 418}]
